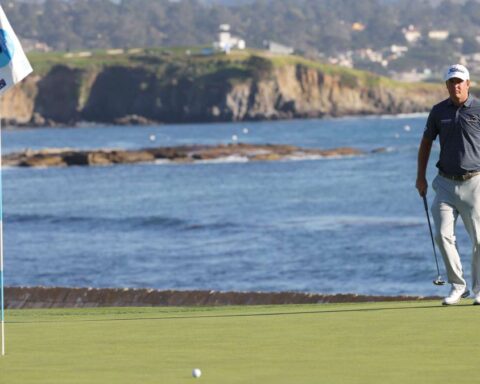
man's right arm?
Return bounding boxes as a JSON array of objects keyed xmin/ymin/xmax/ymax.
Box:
[{"xmin": 416, "ymin": 136, "xmax": 433, "ymax": 197}]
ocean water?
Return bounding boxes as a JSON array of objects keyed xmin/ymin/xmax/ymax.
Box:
[{"xmin": 1, "ymin": 115, "xmax": 471, "ymax": 297}]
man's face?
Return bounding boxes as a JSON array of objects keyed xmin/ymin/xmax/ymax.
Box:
[{"xmin": 446, "ymin": 77, "xmax": 470, "ymax": 105}]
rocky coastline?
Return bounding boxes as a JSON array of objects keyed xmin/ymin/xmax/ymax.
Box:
[
  {"xmin": 0, "ymin": 52, "xmax": 446, "ymax": 127},
  {"xmin": 3, "ymin": 143, "xmax": 368, "ymax": 167},
  {"xmin": 4, "ymin": 286, "xmax": 441, "ymax": 309}
]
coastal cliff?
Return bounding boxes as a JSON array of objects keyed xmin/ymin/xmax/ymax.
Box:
[{"xmin": 0, "ymin": 50, "xmax": 446, "ymax": 126}]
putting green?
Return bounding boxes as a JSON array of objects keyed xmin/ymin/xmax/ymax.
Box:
[{"xmin": 0, "ymin": 300, "xmax": 479, "ymax": 383}]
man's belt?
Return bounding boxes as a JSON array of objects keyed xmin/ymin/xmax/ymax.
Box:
[{"xmin": 439, "ymin": 170, "xmax": 480, "ymax": 181}]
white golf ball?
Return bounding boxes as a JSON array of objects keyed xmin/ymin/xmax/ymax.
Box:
[{"xmin": 192, "ymin": 368, "xmax": 202, "ymax": 378}]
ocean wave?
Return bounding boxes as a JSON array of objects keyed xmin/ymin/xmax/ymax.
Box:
[
  {"xmin": 5, "ymin": 213, "xmax": 238, "ymax": 232},
  {"xmin": 273, "ymin": 215, "xmax": 425, "ymax": 230},
  {"xmin": 151, "ymin": 153, "xmax": 365, "ymax": 166},
  {"xmin": 6, "ymin": 213, "xmax": 185, "ymax": 228},
  {"xmin": 285, "ymin": 153, "xmax": 364, "ymax": 161},
  {"xmin": 196, "ymin": 155, "xmax": 250, "ymax": 164},
  {"xmin": 153, "ymin": 159, "xmax": 172, "ymax": 165},
  {"xmin": 372, "ymin": 146, "xmax": 396, "ymax": 153},
  {"xmin": 379, "ymin": 112, "xmax": 429, "ymax": 119}
]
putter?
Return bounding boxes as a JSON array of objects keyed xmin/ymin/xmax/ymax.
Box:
[{"xmin": 422, "ymin": 195, "xmax": 446, "ymax": 286}]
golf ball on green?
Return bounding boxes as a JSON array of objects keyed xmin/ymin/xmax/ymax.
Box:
[{"xmin": 192, "ymin": 368, "xmax": 202, "ymax": 378}]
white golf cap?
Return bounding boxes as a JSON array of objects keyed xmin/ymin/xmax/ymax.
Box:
[{"xmin": 444, "ymin": 64, "xmax": 470, "ymax": 81}]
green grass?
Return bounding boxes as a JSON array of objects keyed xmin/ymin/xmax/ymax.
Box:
[
  {"xmin": 1, "ymin": 301, "xmax": 478, "ymax": 383},
  {"xmin": 26, "ymin": 47, "xmax": 442, "ymax": 94}
]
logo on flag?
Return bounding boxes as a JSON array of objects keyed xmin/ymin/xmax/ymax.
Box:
[
  {"xmin": 0, "ymin": 6, "xmax": 32, "ymax": 96},
  {"xmin": 0, "ymin": 29, "xmax": 14, "ymax": 67}
]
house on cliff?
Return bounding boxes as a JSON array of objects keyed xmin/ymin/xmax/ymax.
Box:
[
  {"xmin": 213, "ymin": 24, "xmax": 246, "ymax": 54},
  {"xmin": 263, "ymin": 40, "xmax": 294, "ymax": 55}
]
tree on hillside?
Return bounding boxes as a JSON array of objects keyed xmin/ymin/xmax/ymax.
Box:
[{"xmin": 7, "ymin": 0, "xmax": 480, "ymax": 60}]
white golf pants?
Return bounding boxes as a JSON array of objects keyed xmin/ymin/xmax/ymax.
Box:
[{"xmin": 431, "ymin": 174, "xmax": 480, "ymax": 294}]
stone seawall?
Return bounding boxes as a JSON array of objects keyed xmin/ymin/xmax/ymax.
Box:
[{"xmin": 4, "ymin": 287, "xmax": 441, "ymax": 309}]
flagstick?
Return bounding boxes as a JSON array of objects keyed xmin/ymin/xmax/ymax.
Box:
[
  {"xmin": 0, "ymin": 5, "xmax": 35, "ymax": 357},
  {"xmin": 0, "ymin": 114, "xmax": 4, "ymax": 356}
]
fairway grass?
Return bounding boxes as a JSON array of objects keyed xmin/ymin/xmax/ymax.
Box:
[{"xmin": 1, "ymin": 301, "xmax": 479, "ymax": 383}]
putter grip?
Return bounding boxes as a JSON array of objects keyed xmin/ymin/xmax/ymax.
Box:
[{"xmin": 422, "ymin": 195, "xmax": 428, "ymax": 211}]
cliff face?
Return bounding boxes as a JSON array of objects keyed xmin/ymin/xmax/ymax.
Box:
[
  {"xmin": 0, "ymin": 62, "xmax": 445, "ymax": 126},
  {"xmin": 0, "ymin": 75, "xmax": 38, "ymax": 124}
]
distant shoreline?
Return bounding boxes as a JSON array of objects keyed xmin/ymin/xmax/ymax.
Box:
[
  {"xmin": 1, "ymin": 111, "xmax": 430, "ymax": 130},
  {"xmin": 4, "ymin": 287, "xmax": 441, "ymax": 309}
]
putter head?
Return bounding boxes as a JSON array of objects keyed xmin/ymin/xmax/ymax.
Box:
[{"xmin": 433, "ymin": 277, "xmax": 446, "ymax": 286}]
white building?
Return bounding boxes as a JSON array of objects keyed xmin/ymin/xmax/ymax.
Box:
[
  {"xmin": 328, "ymin": 53, "xmax": 353, "ymax": 68},
  {"xmin": 391, "ymin": 69, "xmax": 431, "ymax": 82},
  {"xmin": 20, "ymin": 37, "xmax": 51, "ymax": 53},
  {"xmin": 390, "ymin": 45, "xmax": 408, "ymax": 55},
  {"xmin": 213, "ymin": 24, "xmax": 246, "ymax": 54},
  {"xmin": 354, "ymin": 48, "xmax": 384, "ymax": 64},
  {"xmin": 263, "ymin": 40, "xmax": 294, "ymax": 55},
  {"xmin": 403, "ymin": 25, "xmax": 421, "ymax": 44},
  {"xmin": 428, "ymin": 30, "xmax": 449, "ymax": 41}
]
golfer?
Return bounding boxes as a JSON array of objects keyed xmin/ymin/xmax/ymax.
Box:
[{"xmin": 416, "ymin": 64, "xmax": 480, "ymax": 305}]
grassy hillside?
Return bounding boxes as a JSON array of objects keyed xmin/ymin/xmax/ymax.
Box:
[
  {"xmin": 0, "ymin": 300, "xmax": 478, "ymax": 383},
  {"xmin": 27, "ymin": 48, "xmax": 441, "ymax": 91}
]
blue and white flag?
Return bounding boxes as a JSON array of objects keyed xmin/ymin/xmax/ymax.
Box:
[
  {"xmin": 0, "ymin": 4, "xmax": 32, "ymax": 356},
  {"xmin": 0, "ymin": 5, "xmax": 32, "ymax": 95}
]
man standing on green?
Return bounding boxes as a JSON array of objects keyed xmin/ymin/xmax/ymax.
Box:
[{"xmin": 416, "ymin": 64, "xmax": 480, "ymax": 305}]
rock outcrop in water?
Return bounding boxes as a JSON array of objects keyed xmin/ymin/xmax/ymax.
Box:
[
  {"xmin": 0, "ymin": 51, "xmax": 446, "ymax": 126},
  {"xmin": 3, "ymin": 143, "xmax": 365, "ymax": 167}
]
